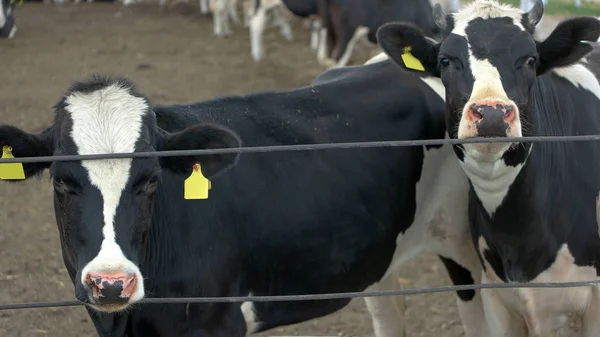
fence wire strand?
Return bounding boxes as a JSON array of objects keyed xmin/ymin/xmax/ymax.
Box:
[
  {"xmin": 2, "ymin": 280, "xmax": 600, "ymax": 311},
  {"xmin": 3, "ymin": 134, "xmax": 600, "ymax": 312},
  {"xmin": 1, "ymin": 135, "xmax": 600, "ymax": 164}
]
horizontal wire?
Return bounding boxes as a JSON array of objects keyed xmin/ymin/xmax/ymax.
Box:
[
  {"xmin": 0, "ymin": 134, "xmax": 600, "ymax": 164},
  {"xmin": 1, "ymin": 279, "xmax": 600, "ymax": 311}
]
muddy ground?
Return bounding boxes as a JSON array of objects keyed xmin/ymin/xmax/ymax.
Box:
[{"xmin": 0, "ymin": 2, "xmax": 563, "ymax": 337}]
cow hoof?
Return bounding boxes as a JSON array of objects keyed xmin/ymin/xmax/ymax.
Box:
[{"xmin": 252, "ymin": 52, "xmax": 264, "ymax": 62}]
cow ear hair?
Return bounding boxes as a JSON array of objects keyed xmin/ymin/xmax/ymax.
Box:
[
  {"xmin": 537, "ymin": 17, "xmax": 600, "ymax": 74},
  {"xmin": 158, "ymin": 123, "xmax": 242, "ymax": 179},
  {"xmin": 0, "ymin": 125, "xmax": 54, "ymax": 181},
  {"xmin": 377, "ymin": 22, "xmax": 441, "ymax": 77}
]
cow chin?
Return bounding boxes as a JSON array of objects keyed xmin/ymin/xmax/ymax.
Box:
[
  {"xmin": 87, "ymin": 302, "xmax": 133, "ymax": 313},
  {"xmin": 463, "ymin": 141, "xmax": 514, "ymax": 163}
]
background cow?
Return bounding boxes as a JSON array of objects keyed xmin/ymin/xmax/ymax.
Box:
[
  {"xmin": 248, "ymin": 0, "xmax": 318, "ymax": 61},
  {"xmin": 0, "ymin": 0, "xmax": 17, "ymax": 38},
  {"xmin": 316, "ymin": 0, "xmax": 441, "ymax": 68},
  {"xmin": 378, "ymin": 0, "xmax": 600, "ymax": 335},
  {"xmin": 0, "ymin": 55, "xmax": 487, "ymax": 336}
]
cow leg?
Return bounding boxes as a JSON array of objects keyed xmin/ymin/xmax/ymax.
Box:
[
  {"xmin": 310, "ymin": 19, "xmax": 322, "ymax": 51},
  {"xmin": 438, "ymin": 256, "xmax": 488, "ymax": 337},
  {"xmin": 200, "ymin": 0, "xmax": 209, "ymax": 13},
  {"xmin": 583, "ymin": 285, "xmax": 600, "ymax": 337},
  {"xmin": 364, "ymin": 271, "xmax": 406, "ymax": 337},
  {"xmin": 228, "ymin": 0, "xmax": 240, "ymax": 24},
  {"xmin": 249, "ymin": 6, "xmax": 268, "ymax": 61},
  {"xmin": 271, "ymin": 6, "xmax": 292, "ymax": 41},
  {"xmin": 334, "ymin": 26, "xmax": 369, "ymax": 68},
  {"xmin": 211, "ymin": 0, "xmax": 231, "ymax": 37},
  {"xmin": 480, "ymin": 273, "xmax": 527, "ymax": 337},
  {"xmin": 316, "ymin": 27, "xmax": 329, "ymax": 65}
]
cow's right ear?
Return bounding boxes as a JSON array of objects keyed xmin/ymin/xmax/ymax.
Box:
[
  {"xmin": 377, "ymin": 22, "xmax": 441, "ymax": 77},
  {"xmin": 0, "ymin": 125, "xmax": 54, "ymax": 180}
]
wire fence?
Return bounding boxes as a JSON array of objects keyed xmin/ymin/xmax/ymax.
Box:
[{"xmin": 2, "ymin": 134, "xmax": 600, "ymax": 313}]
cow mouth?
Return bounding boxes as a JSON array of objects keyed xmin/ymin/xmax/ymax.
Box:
[{"xmin": 462, "ymin": 139, "xmax": 514, "ymax": 162}]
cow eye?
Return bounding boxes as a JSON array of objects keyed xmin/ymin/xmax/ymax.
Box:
[
  {"xmin": 439, "ymin": 58, "xmax": 450, "ymax": 69},
  {"xmin": 141, "ymin": 176, "xmax": 159, "ymax": 195},
  {"xmin": 53, "ymin": 177, "xmax": 71, "ymax": 195},
  {"xmin": 525, "ymin": 57, "xmax": 537, "ymax": 67}
]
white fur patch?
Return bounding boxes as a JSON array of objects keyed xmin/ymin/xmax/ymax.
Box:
[
  {"xmin": 552, "ymin": 63, "xmax": 600, "ymax": 101},
  {"xmin": 460, "ymin": 151, "xmax": 525, "ymax": 216},
  {"xmin": 241, "ymin": 296, "xmax": 261, "ymax": 333},
  {"xmin": 478, "ymin": 237, "xmax": 600, "ymax": 337},
  {"xmin": 451, "ymin": 0, "xmax": 525, "ymax": 37},
  {"xmin": 65, "ymin": 84, "xmax": 148, "ymax": 309},
  {"xmin": 419, "ymin": 76, "xmax": 445, "ymax": 100}
]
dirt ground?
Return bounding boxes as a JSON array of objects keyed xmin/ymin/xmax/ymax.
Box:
[{"xmin": 0, "ymin": 2, "xmax": 563, "ymax": 337}]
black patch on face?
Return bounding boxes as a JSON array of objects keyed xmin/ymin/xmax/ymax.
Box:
[
  {"xmin": 438, "ymin": 255, "xmax": 476, "ymax": 301},
  {"xmin": 464, "ymin": 17, "xmax": 537, "ymax": 103}
]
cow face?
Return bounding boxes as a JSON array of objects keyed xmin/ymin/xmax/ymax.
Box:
[
  {"xmin": 0, "ymin": 76, "xmax": 241, "ymax": 313},
  {"xmin": 378, "ymin": 0, "xmax": 600, "ymax": 165},
  {"xmin": 0, "ymin": 0, "xmax": 17, "ymax": 39}
]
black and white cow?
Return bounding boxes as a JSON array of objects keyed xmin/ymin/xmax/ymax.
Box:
[
  {"xmin": 248, "ymin": 0, "xmax": 318, "ymax": 61},
  {"xmin": 0, "ymin": 0, "xmax": 17, "ymax": 38},
  {"xmin": 315, "ymin": 0, "xmax": 440, "ymax": 68},
  {"xmin": 377, "ymin": 0, "xmax": 600, "ymax": 335},
  {"xmin": 0, "ymin": 57, "xmax": 486, "ymax": 336}
]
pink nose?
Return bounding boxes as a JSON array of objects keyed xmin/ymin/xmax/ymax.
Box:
[{"xmin": 85, "ymin": 271, "xmax": 137, "ymax": 304}]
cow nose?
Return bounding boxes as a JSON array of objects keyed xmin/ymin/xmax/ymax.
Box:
[
  {"xmin": 85, "ymin": 271, "xmax": 138, "ymax": 304},
  {"xmin": 467, "ymin": 99, "xmax": 516, "ymax": 137}
]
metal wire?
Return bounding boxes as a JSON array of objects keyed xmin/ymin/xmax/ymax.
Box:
[
  {"xmin": 1, "ymin": 135, "xmax": 600, "ymax": 164},
  {"xmin": 2, "ymin": 134, "xmax": 600, "ymax": 313},
  {"xmin": 2, "ymin": 280, "xmax": 600, "ymax": 311}
]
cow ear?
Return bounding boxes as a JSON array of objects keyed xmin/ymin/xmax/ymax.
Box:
[
  {"xmin": 158, "ymin": 123, "xmax": 242, "ymax": 178},
  {"xmin": 537, "ymin": 17, "xmax": 600, "ymax": 75},
  {"xmin": 377, "ymin": 22, "xmax": 441, "ymax": 77},
  {"xmin": 0, "ymin": 125, "xmax": 54, "ymax": 180}
]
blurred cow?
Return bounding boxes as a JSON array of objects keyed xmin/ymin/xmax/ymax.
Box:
[
  {"xmin": 0, "ymin": 0, "xmax": 17, "ymax": 38},
  {"xmin": 316, "ymin": 0, "xmax": 441, "ymax": 68},
  {"xmin": 248, "ymin": 0, "xmax": 319, "ymax": 61}
]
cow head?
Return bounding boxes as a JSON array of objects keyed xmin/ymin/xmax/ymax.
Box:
[
  {"xmin": 0, "ymin": 0, "xmax": 17, "ymax": 38},
  {"xmin": 0, "ymin": 75, "xmax": 242, "ymax": 313},
  {"xmin": 377, "ymin": 0, "xmax": 600, "ymax": 166}
]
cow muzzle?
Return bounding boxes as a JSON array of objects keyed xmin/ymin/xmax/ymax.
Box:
[
  {"xmin": 459, "ymin": 98, "xmax": 521, "ymax": 160},
  {"xmin": 85, "ymin": 271, "xmax": 139, "ymax": 309}
]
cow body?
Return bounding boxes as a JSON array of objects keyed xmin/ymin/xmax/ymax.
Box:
[
  {"xmin": 378, "ymin": 0, "xmax": 600, "ymax": 335},
  {"xmin": 0, "ymin": 0, "xmax": 17, "ymax": 38},
  {"xmin": 316, "ymin": 0, "xmax": 440, "ymax": 68},
  {"xmin": 0, "ymin": 58, "xmax": 486, "ymax": 337}
]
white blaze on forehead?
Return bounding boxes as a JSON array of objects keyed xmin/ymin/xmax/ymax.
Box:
[
  {"xmin": 65, "ymin": 83, "xmax": 147, "ymax": 302},
  {"xmin": 451, "ymin": 0, "xmax": 525, "ymax": 37}
]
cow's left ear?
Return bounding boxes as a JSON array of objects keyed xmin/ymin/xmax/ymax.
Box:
[
  {"xmin": 536, "ymin": 17, "xmax": 600, "ymax": 74},
  {"xmin": 158, "ymin": 123, "xmax": 242, "ymax": 178},
  {"xmin": 377, "ymin": 22, "xmax": 441, "ymax": 77}
]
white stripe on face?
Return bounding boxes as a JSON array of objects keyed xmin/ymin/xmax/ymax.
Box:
[{"xmin": 65, "ymin": 84, "xmax": 148, "ymax": 305}]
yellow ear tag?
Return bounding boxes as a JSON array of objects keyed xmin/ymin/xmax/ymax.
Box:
[
  {"xmin": 0, "ymin": 146, "xmax": 25, "ymax": 180},
  {"xmin": 401, "ymin": 46, "xmax": 425, "ymax": 71},
  {"xmin": 184, "ymin": 163, "xmax": 211, "ymax": 200}
]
